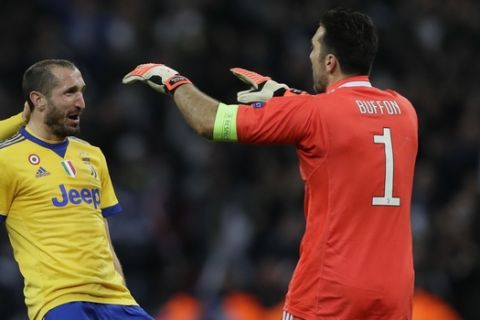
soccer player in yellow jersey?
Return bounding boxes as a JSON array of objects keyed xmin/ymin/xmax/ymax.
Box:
[{"xmin": 0, "ymin": 59, "xmax": 154, "ymax": 320}]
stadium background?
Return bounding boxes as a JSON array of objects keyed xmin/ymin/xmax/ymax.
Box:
[{"xmin": 0, "ymin": 0, "xmax": 478, "ymax": 319}]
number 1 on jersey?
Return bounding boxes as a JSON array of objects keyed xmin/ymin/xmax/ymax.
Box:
[{"xmin": 372, "ymin": 128, "xmax": 400, "ymax": 206}]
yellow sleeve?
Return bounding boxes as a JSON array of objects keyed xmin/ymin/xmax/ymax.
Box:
[{"xmin": 0, "ymin": 113, "xmax": 24, "ymax": 140}]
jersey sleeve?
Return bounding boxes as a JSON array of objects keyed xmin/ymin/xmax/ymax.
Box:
[
  {"xmin": 236, "ymin": 96, "xmax": 314, "ymax": 145},
  {"xmin": 0, "ymin": 158, "xmax": 15, "ymax": 222},
  {"xmin": 0, "ymin": 113, "xmax": 23, "ymax": 140},
  {"xmin": 96, "ymin": 148, "xmax": 122, "ymax": 217}
]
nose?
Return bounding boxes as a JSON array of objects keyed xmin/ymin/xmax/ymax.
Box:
[{"xmin": 76, "ymin": 92, "xmax": 86, "ymax": 109}]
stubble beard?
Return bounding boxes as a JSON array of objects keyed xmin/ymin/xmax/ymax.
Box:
[
  {"xmin": 314, "ymin": 73, "xmax": 328, "ymax": 93},
  {"xmin": 312, "ymin": 59, "xmax": 328, "ymax": 93},
  {"xmin": 44, "ymin": 103, "xmax": 80, "ymax": 139}
]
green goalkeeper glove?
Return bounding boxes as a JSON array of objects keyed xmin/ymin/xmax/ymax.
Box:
[
  {"xmin": 230, "ymin": 67, "xmax": 306, "ymax": 104},
  {"xmin": 122, "ymin": 63, "xmax": 191, "ymax": 94}
]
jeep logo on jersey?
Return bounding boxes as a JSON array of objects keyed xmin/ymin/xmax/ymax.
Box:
[{"xmin": 52, "ymin": 184, "xmax": 100, "ymax": 208}]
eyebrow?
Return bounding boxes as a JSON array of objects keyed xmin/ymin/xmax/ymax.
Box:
[{"xmin": 64, "ymin": 84, "xmax": 86, "ymax": 93}]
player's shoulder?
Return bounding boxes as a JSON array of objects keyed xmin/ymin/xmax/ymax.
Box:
[
  {"xmin": 383, "ymin": 88, "xmax": 402, "ymax": 97},
  {"xmin": 384, "ymin": 89, "xmax": 417, "ymax": 112},
  {"xmin": 68, "ymin": 136, "xmax": 102, "ymax": 150},
  {"xmin": 68, "ymin": 136, "xmax": 104, "ymax": 154},
  {"xmin": 68, "ymin": 136, "xmax": 92, "ymax": 145},
  {"xmin": 383, "ymin": 89, "xmax": 412, "ymax": 103},
  {"xmin": 0, "ymin": 132, "xmax": 26, "ymax": 151},
  {"xmin": 268, "ymin": 93, "xmax": 320, "ymax": 109},
  {"xmin": 307, "ymin": 91, "xmax": 350, "ymax": 110}
]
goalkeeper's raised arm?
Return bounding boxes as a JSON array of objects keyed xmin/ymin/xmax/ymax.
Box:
[{"xmin": 122, "ymin": 64, "xmax": 304, "ymax": 140}]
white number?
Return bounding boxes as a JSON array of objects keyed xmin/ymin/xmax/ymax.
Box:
[{"xmin": 372, "ymin": 128, "xmax": 400, "ymax": 206}]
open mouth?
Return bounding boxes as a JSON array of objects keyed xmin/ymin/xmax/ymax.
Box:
[{"xmin": 67, "ymin": 113, "xmax": 81, "ymax": 125}]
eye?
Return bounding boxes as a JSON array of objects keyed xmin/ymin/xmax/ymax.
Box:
[{"xmin": 64, "ymin": 87, "xmax": 81, "ymax": 96}]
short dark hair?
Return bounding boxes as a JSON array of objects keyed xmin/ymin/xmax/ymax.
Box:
[
  {"xmin": 320, "ymin": 8, "xmax": 378, "ymax": 75},
  {"xmin": 22, "ymin": 59, "xmax": 78, "ymax": 109}
]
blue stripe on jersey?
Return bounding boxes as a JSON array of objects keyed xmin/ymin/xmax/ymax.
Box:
[
  {"xmin": 0, "ymin": 215, "xmax": 5, "ymax": 223},
  {"xmin": 20, "ymin": 127, "xmax": 69, "ymax": 158},
  {"xmin": 102, "ymin": 203, "xmax": 122, "ymax": 217}
]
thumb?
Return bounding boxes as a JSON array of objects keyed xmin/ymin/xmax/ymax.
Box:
[
  {"xmin": 122, "ymin": 74, "xmax": 146, "ymax": 84},
  {"xmin": 237, "ymin": 90, "xmax": 265, "ymax": 104}
]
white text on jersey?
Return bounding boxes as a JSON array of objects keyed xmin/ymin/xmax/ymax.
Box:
[{"xmin": 356, "ymin": 100, "xmax": 401, "ymax": 115}]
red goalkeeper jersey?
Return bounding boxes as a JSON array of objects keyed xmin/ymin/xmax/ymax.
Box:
[{"xmin": 236, "ymin": 76, "xmax": 418, "ymax": 320}]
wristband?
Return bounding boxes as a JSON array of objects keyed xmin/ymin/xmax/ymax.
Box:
[
  {"xmin": 165, "ymin": 75, "xmax": 192, "ymax": 93},
  {"xmin": 213, "ymin": 103, "xmax": 239, "ymax": 142}
]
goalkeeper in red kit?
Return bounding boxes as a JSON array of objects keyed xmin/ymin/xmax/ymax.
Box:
[{"xmin": 124, "ymin": 7, "xmax": 418, "ymax": 320}]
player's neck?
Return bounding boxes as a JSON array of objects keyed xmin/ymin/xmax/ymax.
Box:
[
  {"xmin": 26, "ymin": 120, "xmax": 65, "ymax": 143},
  {"xmin": 328, "ymin": 71, "xmax": 350, "ymax": 87}
]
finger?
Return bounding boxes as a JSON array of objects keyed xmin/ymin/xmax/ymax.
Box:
[
  {"xmin": 230, "ymin": 68, "xmax": 270, "ymax": 83},
  {"xmin": 127, "ymin": 63, "xmax": 159, "ymax": 76},
  {"xmin": 122, "ymin": 74, "xmax": 147, "ymax": 84},
  {"xmin": 230, "ymin": 69, "xmax": 258, "ymax": 89},
  {"xmin": 122, "ymin": 63, "xmax": 161, "ymax": 83},
  {"xmin": 230, "ymin": 67, "xmax": 271, "ymax": 89}
]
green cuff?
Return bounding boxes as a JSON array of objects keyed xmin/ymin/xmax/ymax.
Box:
[{"xmin": 213, "ymin": 103, "xmax": 238, "ymax": 142}]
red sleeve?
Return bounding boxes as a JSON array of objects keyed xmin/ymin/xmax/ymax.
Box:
[{"xmin": 236, "ymin": 96, "xmax": 314, "ymax": 145}]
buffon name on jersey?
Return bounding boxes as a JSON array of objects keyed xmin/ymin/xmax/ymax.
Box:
[{"xmin": 356, "ymin": 99, "xmax": 401, "ymax": 115}]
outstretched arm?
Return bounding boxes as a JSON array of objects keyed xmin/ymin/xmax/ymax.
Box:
[
  {"xmin": 172, "ymin": 84, "xmax": 219, "ymax": 139},
  {"xmin": 123, "ymin": 63, "xmax": 222, "ymax": 140},
  {"xmin": 122, "ymin": 63, "xmax": 306, "ymax": 141}
]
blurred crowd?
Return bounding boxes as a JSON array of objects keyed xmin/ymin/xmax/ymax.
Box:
[{"xmin": 0, "ymin": 0, "xmax": 478, "ymax": 319}]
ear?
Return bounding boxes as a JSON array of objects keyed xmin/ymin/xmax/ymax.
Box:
[
  {"xmin": 29, "ymin": 91, "xmax": 47, "ymax": 111},
  {"xmin": 325, "ymin": 54, "xmax": 338, "ymax": 73}
]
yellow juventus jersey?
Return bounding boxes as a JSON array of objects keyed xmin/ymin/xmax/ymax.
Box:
[
  {"xmin": 0, "ymin": 127, "xmax": 137, "ymax": 320},
  {"xmin": 0, "ymin": 113, "xmax": 23, "ymax": 140}
]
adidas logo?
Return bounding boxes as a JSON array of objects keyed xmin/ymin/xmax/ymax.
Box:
[{"xmin": 35, "ymin": 167, "xmax": 50, "ymax": 178}]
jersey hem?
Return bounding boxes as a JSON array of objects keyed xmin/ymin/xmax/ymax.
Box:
[{"xmin": 284, "ymin": 305, "xmax": 319, "ymax": 320}]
